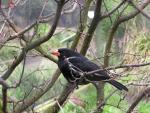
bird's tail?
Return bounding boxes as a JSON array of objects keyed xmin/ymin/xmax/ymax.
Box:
[{"xmin": 107, "ymin": 80, "xmax": 128, "ymax": 91}]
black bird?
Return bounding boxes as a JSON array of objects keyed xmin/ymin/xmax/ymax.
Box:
[{"xmin": 51, "ymin": 48, "xmax": 128, "ymax": 91}]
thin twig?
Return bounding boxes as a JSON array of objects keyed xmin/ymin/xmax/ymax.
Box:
[
  {"xmin": 86, "ymin": 61, "xmax": 150, "ymax": 75},
  {"xmin": 101, "ymin": 0, "xmax": 126, "ymax": 19},
  {"xmin": 128, "ymin": 0, "xmax": 150, "ymax": 20}
]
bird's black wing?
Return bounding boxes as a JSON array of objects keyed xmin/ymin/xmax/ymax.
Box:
[
  {"xmin": 68, "ymin": 57, "xmax": 110, "ymax": 82},
  {"xmin": 60, "ymin": 57, "xmax": 128, "ymax": 91},
  {"xmin": 68, "ymin": 57, "xmax": 128, "ymax": 91}
]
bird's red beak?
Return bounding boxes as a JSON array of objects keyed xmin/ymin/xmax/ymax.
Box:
[{"xmin": 51, "ymin": 50, "xmax": 60, "ymax": 57}]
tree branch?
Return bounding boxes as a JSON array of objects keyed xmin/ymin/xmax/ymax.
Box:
[
  {"xmin": 128, "ymin": 0, "xmax": 150, "ymax": 20},
  {"xmin": 1, "ymin": 0, "xmax": 65, "ymax": 80},
  {"xmin": 86, "ymin": 61, "xmax": 150, "ymax": 75},
  {"xmin": 49, "ymin": 0, "xmax": 93, "ymax": 112},
  {"xmin": 13, "ymin": 69, "xmax": 61, "ymax": 113},
  {"xmin": 2, "ymin": 87, "xmax": 8, "ymax": 113},
  {"xmin": 126, "ymin": 87, "xmax": 150, "ymax": 113},
  {"xmin": 71, "ymin": 0, "xmax": 92, "ymax": 49},
  {"xmin": 80, "ymin": 0, "xmax": 103, "ymax": 55},
  {"xmin": 104, "ymin": 0, "xmax": 150, "ymax": 66},
  {"xmin": 101, "ymin": 0, "xmax": 126, "ymax": 19}
]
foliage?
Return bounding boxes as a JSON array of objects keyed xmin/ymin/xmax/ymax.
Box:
[
  {"xmin": 0, "ymin": 42, "xmax": 21, "ymax": 60},
  {"xmin": 61, "ymin": 85, "xmax": 96, "ymax": 113},
  {"xmin": 61, "ymin": 84, "xmax": 150, "ymax": 113},
  {"xmin": 135, "ymin": 32, "xmax": 150, "ymax": 53},
  {"xmin": 40, "ymin": 26, "xmax": 75, "ymax": 49},
  {"xmin": 103, "ymin": 106, "xmax": 124, "ymax": 113},
  {"xmin": 0, "ymin": 0, "xmax": 150, "ymax": 112},
  {"xmin": 6, "ymin": 60, "xmax": 63, "ymax": 103},
  {"xmin": 139, "ymin": 101, "xmax": 150, "ymax": 113}
]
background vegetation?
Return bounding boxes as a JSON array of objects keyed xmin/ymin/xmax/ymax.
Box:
[{"xmin": 0, "ymin": 0, "xmax": 150, "ymax": 113}]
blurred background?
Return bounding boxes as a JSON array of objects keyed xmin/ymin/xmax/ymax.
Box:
[{"xmin": 0, "ymin": 0, "xmax": 150, "ymax": 113}]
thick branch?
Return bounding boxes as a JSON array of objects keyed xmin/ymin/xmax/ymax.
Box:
[
  {"xmin": 79, "ymin": 1, "xmax": 105, "ymax": 113},
  {"xmin": 126, "ymin": 87, "xmax": 150, "ymax": 113},
  {"xmin": 80, "ymin": 0, "xmax": 103, "ymax": 55},
  {"xmin": 71, "ymin": 0, "xmax": 92, "ymax": 49},
  {"xmin": 0, "ymin": 78, "xmax": 9, "ymax": 88},
  {"xmin": 49, "ymin": 1, "xmax": 93, "ymax": 113},
  {"xmin": 2, "ymin": 87, "xmax": 8, "ymax": 113},
  {"xmin": 50, "ymin": 83, "xmax": 76, "ymax": 113},
  {"xmin": 36, "ymin": 47, "xmax": 57, "ymax": 63}
]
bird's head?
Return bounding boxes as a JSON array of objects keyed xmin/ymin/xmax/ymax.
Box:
[{"xmin": 51, "ymin": 48, "xmax": 82, "ymax": 60}]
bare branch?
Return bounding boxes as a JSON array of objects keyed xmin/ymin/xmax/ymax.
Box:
[
  {"xmin": 130, "ymin": 0, "xmax": 150, "ymax": 20},
  {"xmin": 52, "ymin": 83, "xmax": 76, "ymax": 113},
  {"xmin": 8, "ymin": 51, "xmax": 26, "ymax": 88},
  {"xmin": 120, "ymin": 0, "xmax": 150, "ymax": 22},
  {"xmin": 13, "ymin": 69, "xmax": 61, "ymax": 113},
  {"xmin": 101, "ymin": 0, "xmax": 126, "ymax": 19},
  {"xmin": 0, "ymin": 78, "xmax": 9, "ymax": 88},
  {"xmin": 95, "ymin": 89, "xmax": 118, "ymax": 112},
  {"xmin": 26, "ymin": 1, "xmax": 65, "ymax": 51},
  {"xmin": 0, "ymin": 8, "xmax": 18, "ymax": 33},
  {"xmin": 48, "ymin": 1, "xmax": 93, "ymax": 112},
  {"xmin": 1, "ymin": 48, "xmax": 26, "ymax": 80},
  {"xmin": 126, "ymin": 87, "xmax": 150, "ymax": 113},
  {"xmin": 8, "ymin": 22, "xmax": 38, "ymax": 41},
  {"xmin": 71, "ymin": 0, "xmax": 92, "ymax": 49},
  {"xmin": 36, "ymin": 47, "xmax": 57, "ymax": 63},
  {"xmin": 86, "ymin": 61, "xmax": 150, "ymax": 75},
  {"xmin": 80, "ymin": 0, "xmax": 103, "ymax": 55},
  {"xmin": 104, "ymin": 0, "xmax": 150, "ymax": 66},
  {"xmin": 1, "ymin": 0, "xmax": 65, "ymax": 80}
]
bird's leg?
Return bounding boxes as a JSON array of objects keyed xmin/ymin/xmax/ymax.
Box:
[
  {"xmin": 68, "ymin": 79, "xmax": 79, "ymax": 89},
  {"xmin": 75, "ymin": 81, "xmax": 79, "ymax": 89}
]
